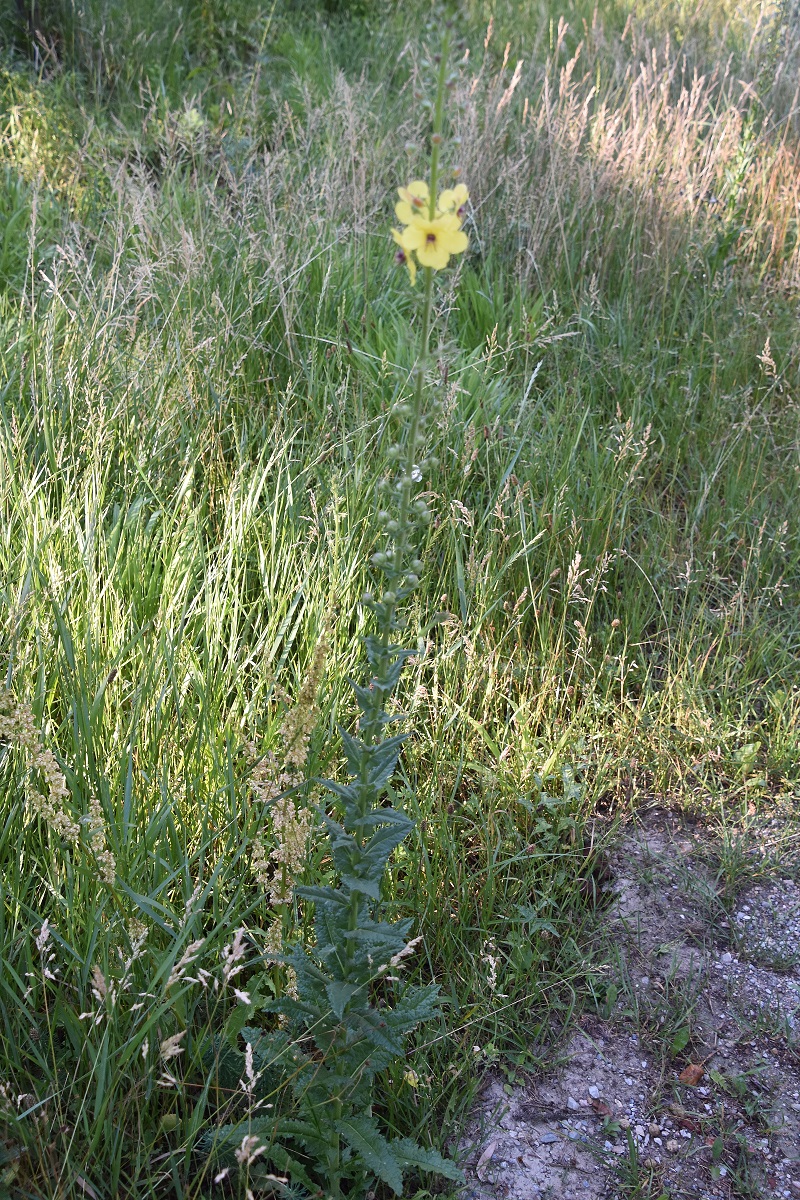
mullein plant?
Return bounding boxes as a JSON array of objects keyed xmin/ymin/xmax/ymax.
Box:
[{"xmin": 212, "ymin": 30, "xmax": 469, "ymax": 1200}]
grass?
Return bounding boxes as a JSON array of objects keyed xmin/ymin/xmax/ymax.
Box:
[{"xmin": 1, "ymin": 0, "xmax": 799, "ymax": 1194}]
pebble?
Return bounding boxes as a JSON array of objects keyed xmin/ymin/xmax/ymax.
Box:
[
  {"xmin": 588, "ymin": 1084, "xmax": 600, "ymax": 1099},
  {"xmin": 567, "ymin": 1096, "xmax": 580, "ymax": 1111},
  {"xmin": 539, "ymin": 1132, "xmax": 559, "ymax": 1145}
]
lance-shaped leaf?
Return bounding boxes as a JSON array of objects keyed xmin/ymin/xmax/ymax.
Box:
[
  {"xmin": 362, "ymin": 636, "xmax": 417, "ymax": 670},
  {"xmin": 335, "ymin": 1115, "xmax": 404, "ymax": 1196},
  {"xmin": 340, "ymin": 728, "xmax": 407, "ymax": 789},
  {"xmin": 325, "ymin": 980, "xmax": 366, "ymax": 1019},
  {"xmin": 295, "ymin": 884, "xmax": 349, "ymax": 909},
  {"xmin": 384, "ymin": 984, "xmax": 442, "ymax": 1032},
  {"xmin": 391, "ymin": 1138, "xmax": 464, "ymax": 1181}
]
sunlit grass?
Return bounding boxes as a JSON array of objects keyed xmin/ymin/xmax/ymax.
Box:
[{"xmin": 0, "ymin": 0, "xmax": 799, "ymax": 1194}]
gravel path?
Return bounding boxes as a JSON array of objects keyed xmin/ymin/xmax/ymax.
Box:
[{"xmin": 459, "ymin": 813, "xmax": 800, "ymax": 1200}]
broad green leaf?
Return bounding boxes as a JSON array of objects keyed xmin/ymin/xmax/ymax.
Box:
[
  {"xmin": 336, "ymin": 1115, "xmax": 404, "ymax": 1195},
  {"xmin": 392, "ymin": 1137, "xmax": 465, "ymax": 1181}
]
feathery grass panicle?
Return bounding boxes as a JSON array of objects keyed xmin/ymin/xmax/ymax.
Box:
[{"xmin": 0, "ymin": 691, "xmax": 80, "ymax": 845}]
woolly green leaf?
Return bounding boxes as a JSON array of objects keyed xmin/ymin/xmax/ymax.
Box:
[
  {"xmin": 391, "ymin": 1137, "xmax": 464, "ymax": 1181},
  {"xmin": 385, "ymin": 985, "xmax": 441, "ymax": 1031},
  {"xmin": 325, "ymin": 980, "xmax": 365, "ymax": 1019},
  {"xmin": 335, "ymin": 1114, "xmax": 404, "ymax": 1195},
  {"xmin": 338, "ymin": 872, "xmax": 382, "ymax": 900},
  {"xmin": 295, "ymin": 884, "xmax": 348, "ymax": 908}
]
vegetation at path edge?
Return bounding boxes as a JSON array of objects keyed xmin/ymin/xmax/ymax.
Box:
[{"xmin": 1, "ymin": 0, "xmax": 799, "ymax": 1194}]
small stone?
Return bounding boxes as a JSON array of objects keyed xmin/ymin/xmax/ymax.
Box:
[
  {"xmin": 649, "ymin": 1123, "xmax": 661, "ymax": 1136},
  {"xmin": 588, "ymin": 1084, "xmax": 600, "ymax": 1099},
  {"xmin": 666, "ymin": 1139, "xmax": 680, "ymax": 1153},
  {"xmin": 721, "ymin": 951, "xmax": 733, "ymax": 963},
  {"xmin": 567, "ymin": 1096, "xmax": 580, "ymax": 1111},
  {"xmin": 618, "ymin": 1118, "xmax": 630, "ymax": 1130},
  {"xmin": 539, "ymin": 1132, "xmax": 559, "ymax": 1145}
]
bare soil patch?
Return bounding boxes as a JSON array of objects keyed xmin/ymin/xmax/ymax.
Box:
[{"xmin": 459, "ymin": 812, "xmax": 800, "ymax": 1199}]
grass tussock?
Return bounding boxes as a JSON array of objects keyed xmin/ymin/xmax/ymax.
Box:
[{"xmin": 1, "ymin": 0, "xmax": 799, "ymax": 1195}]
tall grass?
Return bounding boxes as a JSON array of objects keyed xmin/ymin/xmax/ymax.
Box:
[{"xmin": 1, "ymin": 0, "xmax": 799, "ymax": 1194}]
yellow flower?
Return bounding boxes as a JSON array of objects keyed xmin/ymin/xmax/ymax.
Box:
[
  {"xmin": 438, "ymin": 183, "xmax": 469, "ymax": 216},
  {"xmin": 395, "ymin": 180, "xmax": 430, "ymax": 225},
  {"xmin": 391, "ymin": 228, "xmax": 417, "ymax": 285},
  {"xmin": 399, "ymin": 212, "xmax": 468, "ymax": 271}
]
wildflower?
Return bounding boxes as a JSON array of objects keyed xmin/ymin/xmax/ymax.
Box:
[
  {"xmin": 388, "ymin": 935, "xmax": 423, "ymax": 968},
  {"xmin": 391, "ymin": 229, "xmax": 417, "ymax": 286},
  {"xmin": 398, "ymin": 212, "xmax": 468, "ymax": 271},
  {"xmin": 438, "ymin": 183, "xmax": 469, "ymax": 216},
  {"xmin": 394, "ymin": 180, "xmax": 430, "ymax": 225},
  {"xmin": 262, "ymin": 918, "xmax": 283, "ymax": 962}
]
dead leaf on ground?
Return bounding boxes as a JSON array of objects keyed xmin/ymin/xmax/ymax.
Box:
[
  {"xmin": 678, "ymin": 1062, "xmax": 704, "ymax": 1086},
  {"xmin": 590, "ymin": 1098, "xmax": 613, "ymax": 1116},
  {"xmin": 476, "ymin": 1139, "xmax": 497, "ymax": 1181}
]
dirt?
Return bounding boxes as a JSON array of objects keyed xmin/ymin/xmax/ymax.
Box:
[{"xmin": 459, "ymin": 812, "xmax": 800, "ymax": 1199}]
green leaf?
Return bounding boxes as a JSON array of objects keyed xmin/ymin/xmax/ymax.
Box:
[
  {"xmin": 295, "ymin": 884, "xmax": 349, "ymax": 908},
  {"xmin": 385, "ymin": 985, "xmax": 441, "ymax": 1031},
  {"xmin": 336, "ymin": 1114, "xmax": 404, "ymax": 1195},
  {"xmin": 671, "ymin": 1026, "xmax": 691, "ymax": 1055},
  {"xmin": 392, "ymin": 1137, "xmax": 464, "ymax": 1181},
  {"xmin": 325, "ymin": 980, "xmax": 364, "ymax": 1019},
  {"xmin": 338, "ymin": 872, "xmax": 383, "ymax": 900}
]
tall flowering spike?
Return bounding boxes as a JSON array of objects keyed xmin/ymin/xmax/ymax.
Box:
[
  {"xmin": 240, "ymin": 31, "xmax": 467, "ymax": 1200},
  {"xmin": 391, "ymin": 182, "xmax": 469, "ymax": 279}
]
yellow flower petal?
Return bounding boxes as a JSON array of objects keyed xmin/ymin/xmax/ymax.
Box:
[
  {"xmin": 395, "ymin": 200, "xmax": 416, "ymax": 225},
  {"xmin": 398, "ymin": 180, "xmax": 429, "ymax": 202},
  {"xmin": 443, "ymin": 229, "xmax": 468, "ymax": 254},
  {"xmin": 399, "ymin": 223, "xmax": 425, "ymax": 251},
  {"xmin": 416, "ymin": 241, "xmax": 450, "ymax": 270},
  {"xmin": 438, "ymin": 184, "xmax": 469, "ymax": 213}
]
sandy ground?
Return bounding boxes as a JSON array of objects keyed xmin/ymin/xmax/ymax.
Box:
[{"xmin": 459, "ymin": 813, "xmax": 800, "ymax": 1200}]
